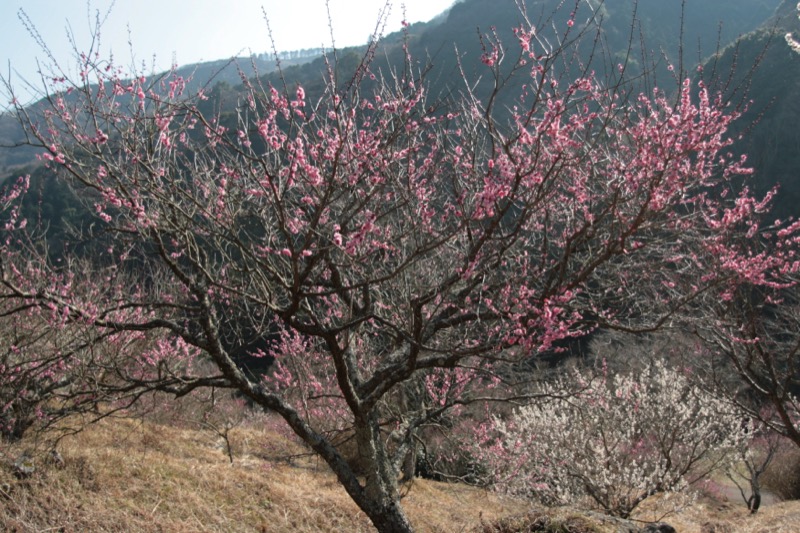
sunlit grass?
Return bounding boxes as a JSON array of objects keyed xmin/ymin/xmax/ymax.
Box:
[{"xmin": 0, "ymin": 414, "xmax": 521, "ymax": 532}]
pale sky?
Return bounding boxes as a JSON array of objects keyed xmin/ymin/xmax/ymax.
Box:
[{"xmin": 0, "ymin": 0, "xmax": 455, "ymax": 101}]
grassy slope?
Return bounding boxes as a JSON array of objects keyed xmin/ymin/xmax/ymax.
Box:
[
  {"xmin": 0, "ymin": 415, "xmax": 521, "ymax": 532},
  {"xmin": 0, "ymin": 414, "xmax": 798, "ymax": 532}
]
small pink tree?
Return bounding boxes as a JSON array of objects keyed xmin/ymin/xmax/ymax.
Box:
[
  {"xmin": 3, "ymin": 5, "xmax": 797, "ymax": 531},
  {"xmin": 0, "ymin": 176, "xmax": 223, "ymax": 439}
]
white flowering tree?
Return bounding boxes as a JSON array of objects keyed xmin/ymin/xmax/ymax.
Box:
[{"xmin": 482, "ymin": 359, "xmax": 745, "ymax": 518}]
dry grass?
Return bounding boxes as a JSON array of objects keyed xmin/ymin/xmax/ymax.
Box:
[
  {"xmin": 640, "ymin": 496, "xmax": 800, "ymax": 533},
  {"xmin": 0, "ymin": 414, "xmax": 799, "ymax": 532},
  {"xmin": 630, "ymin": 482, "xmax": 800, "ymax": 533},
  {"xmin": 0, "ymin": 414, "xmax": 519, "ymax": 532}
]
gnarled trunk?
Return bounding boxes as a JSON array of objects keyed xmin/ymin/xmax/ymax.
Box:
[{"xmin": 352, "ymin": 409, "xmax": 414, "ymax": 533}]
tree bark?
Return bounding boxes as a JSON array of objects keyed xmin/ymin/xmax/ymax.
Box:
[{"xmin": 353, "ymin": 409, "xmax": 415, "ymax": 533}]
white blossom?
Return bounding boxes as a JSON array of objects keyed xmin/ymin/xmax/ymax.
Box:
[
  {"xmin": 488, "ymin": 360, "xmax": 744, "ymax": 518},
  {"xmin": 786, "ymin": 3, "xmax": 800, "ymax": 54}
]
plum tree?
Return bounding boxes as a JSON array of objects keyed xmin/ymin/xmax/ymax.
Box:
[{"xmin": 480, "ymin": 359, "xmax": 744, "ymax": 518}]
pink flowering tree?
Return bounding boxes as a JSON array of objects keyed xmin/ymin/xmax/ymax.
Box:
[
  {"xmin": 0, "ymin": 174, "xmax": 220, "ymax": 440},
  {"xmin": 3, "ymin": 8, "xmax": 797, "ymax": 532}
]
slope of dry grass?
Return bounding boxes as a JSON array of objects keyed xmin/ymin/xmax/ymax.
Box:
[
  {"xmin": 0, "ymin": 414, "xmax": 522, "ymax": 532},
  {"xmin": 0, "ymin": 412, "xmax": 798, "ymax": 532}
]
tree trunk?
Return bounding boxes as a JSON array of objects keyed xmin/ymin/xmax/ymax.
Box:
[
  {"xmin": 249, "ymin": 390, "xmax": 415, "ymax": 532},
  {"xmin": 400, "ymin": 442, "xmax": 417, "ymax": 483},
  {"xmin": 353, "ymin": 409, "xmax": 415, "ymax": 533},
  {"xmin": 749, "ymin": 477, "xmax": 762, "ymax": 514},
  {"xmin": 360, "ymin": 498, "xmax": 415, "ymax": 533}
]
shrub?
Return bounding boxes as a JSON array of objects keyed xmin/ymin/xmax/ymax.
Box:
[
  {"xmin": 480, "ymin": 360, "xmax": 744, "ymax": 518},
  {"xmin": 476, "ymin": 510, "xmax": 601, "ymax": 533},
  {"xmin": 760, "ymin": 442, "xmax": 800, "ymax": 500}
]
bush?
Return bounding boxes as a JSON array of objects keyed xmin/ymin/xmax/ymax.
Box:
[
  {"xmin": 479, "ymin": 360, "xmax": 744, "ymax": 518},
  {"xmin": 476, "ymin": 511, "xmax": 601, "ymax": 533},
  {"xmin": 761, "ymin": 443, "xmax": 800, "ymax": 500}
]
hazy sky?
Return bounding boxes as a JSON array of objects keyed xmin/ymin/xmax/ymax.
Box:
[{"xmin": 0, "ymin": 0, "xmax": 454, "ymax": 100}]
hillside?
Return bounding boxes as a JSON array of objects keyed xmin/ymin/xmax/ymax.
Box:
[
  {"xmin": 0, "ymin": 50, "xmax": 319, "ymax": 177},
  {"xmin": 703, "ymin": 0, "xmax": 800, "ymax": 219},
  {"xmin": 2, "ymin": 3, "xmax": 800, "ymax": 532},
  {"xmin": 1, "ymin": 412, "xmax": 799, "ymax": 532},
  {"xmin": 0, "ymin": 0, "xmax": 782, "ymax": 180},
  {"xmin": 256, "ymin": 0, "xmax": 782, "ymax": 119}
]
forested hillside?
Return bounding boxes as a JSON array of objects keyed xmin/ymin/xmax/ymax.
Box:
[
  {"xmin": 704, "ymin": 0, "xmax": 800, "ymax": 219},
  {"xmin": 261, "ymin": 0, "xmax": 783, "ymax": 112}
]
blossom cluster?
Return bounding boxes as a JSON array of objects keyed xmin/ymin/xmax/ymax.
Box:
[{"xmin": 481, "ymin": 360, "xmax": 744, "ymax": 517}]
